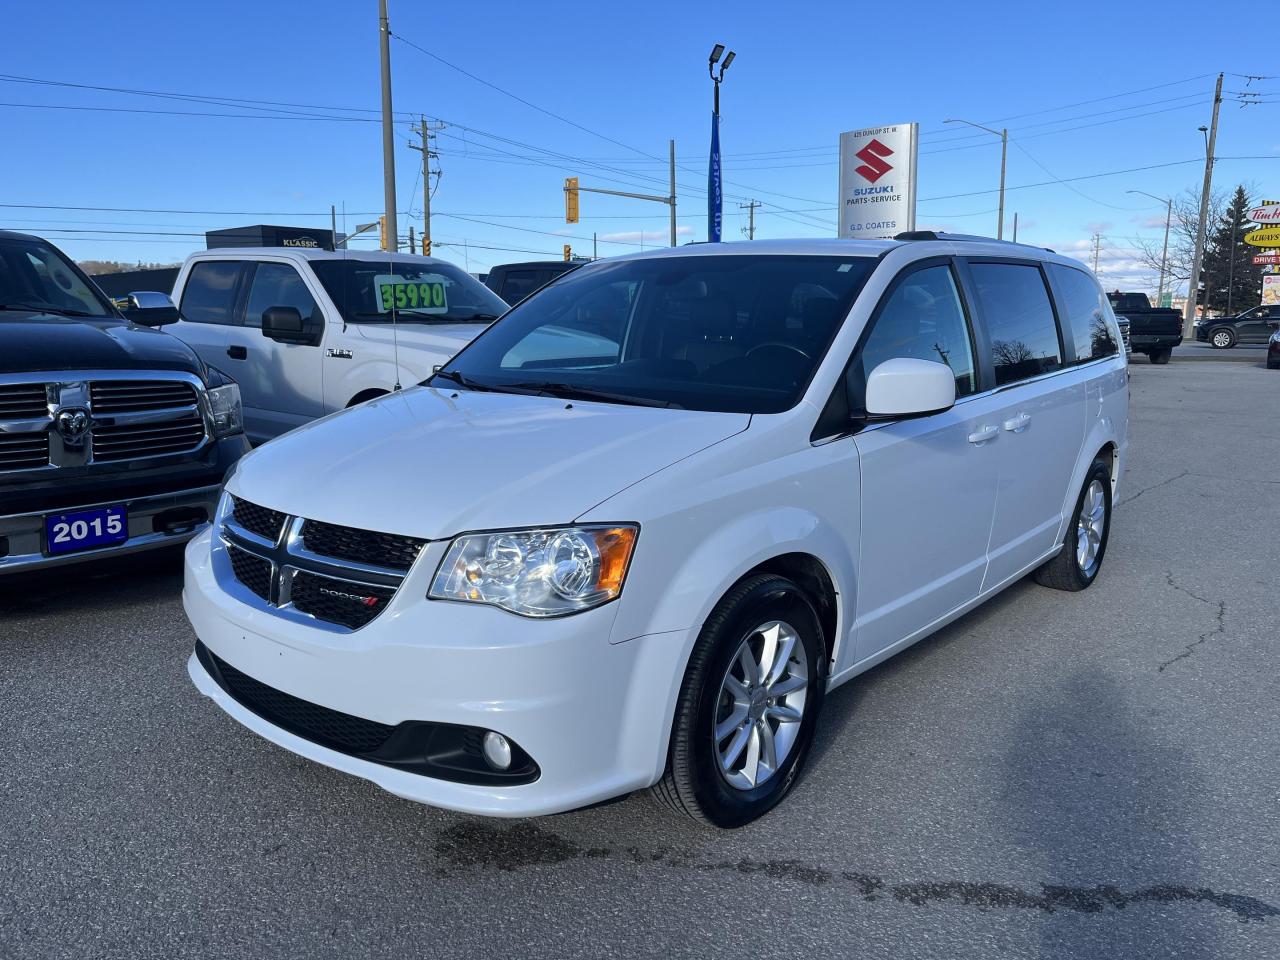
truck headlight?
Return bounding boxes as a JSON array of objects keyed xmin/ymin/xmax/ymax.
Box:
[
  {"xmin": 208, "ymin": 382, "xmax": 243, "ymax": 438},
  {"xmin": 429, "ymin": 525, "xmax": 638, "ymax": 617}
]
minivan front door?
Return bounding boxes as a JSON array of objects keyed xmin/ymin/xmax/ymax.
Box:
[{"xmin": 846, "ymin": 261, "xmax": 1002, "ymax": 662}]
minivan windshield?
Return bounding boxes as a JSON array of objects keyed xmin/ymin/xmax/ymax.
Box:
[
  {"xmin": 432, "ymin": 254, "xmax": 876, "ymax": 414},
  {"xmin": 310, "ymin": 257, "xmax": 508, "ymax": 326},
  {"xmin": 0, "ymin": 236, "xmax": 115, "ymax": 318}
]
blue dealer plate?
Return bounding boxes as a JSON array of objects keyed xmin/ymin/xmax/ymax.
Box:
[{"xmin": 45, "ymin": 505, "xmax": 128, "ymax": 555}]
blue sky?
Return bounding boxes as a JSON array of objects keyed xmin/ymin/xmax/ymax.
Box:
[{"xmin": 2, "ymin": 0, "xmax": 1276, "ymax": 293}]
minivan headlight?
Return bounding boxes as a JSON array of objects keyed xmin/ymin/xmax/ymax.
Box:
[
  {"xmin": 429, "ymin": 525, "xmax": 638, "ymax": 617},
  {"xmin": 208, "ymin": 382, "xmax": 243, "ymax": 438}
]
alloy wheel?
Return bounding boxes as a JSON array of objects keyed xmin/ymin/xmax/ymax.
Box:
[
  {"xmin": 713, "ymin": 620, "xmax": 809, "ymax": 791},
  {"xmin": 1076, "ymin": 479, "xmax": 1107, "ymax": 575},
  {"xmin": 1212, "ymin": 330, "xmax": 1232, "ymax": 348}
]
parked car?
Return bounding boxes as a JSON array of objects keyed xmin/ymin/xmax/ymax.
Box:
[
  {"xmin": 1115, "ymin": 314, "xmax": 1132, "ymax": 357},
  {"xmin": 484, "ymin": 260, "xmax": 584, "ymax": 305},
  {"xmin": 1267, "ymin": 321, "xmax": 1280, "ymax": 369},
  {"xmin": 0, "ymin": 231, "xmax": 248, "ymax": 573},
  {"xmin": 152, "ymin": 248, "xmax": 508, "ymax": 443},
  {"xmin": 1105, "ymin": 291, "xmax": 1182, "ymax": 363},
  {"xmin": 1194, "ymin": 303, "xmax": 1280, "ymax": 348},
  {"xmin": 183, "ymin": 235, "xmax": 1128, "ymax": 827}
]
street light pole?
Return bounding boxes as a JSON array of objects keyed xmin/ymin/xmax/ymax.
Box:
[
  {"xmin": 945, "ymin": 118, "xmax": 1007, "ymax": 239},
  {"xmin": 707, "ymin": 44, "xmax": 734, "ymax": 243},
  {"xmin": 377, "ymin": 0, "xmax": 399, "ymax": 252},
  {"xmin": 1127, "ymin": 189, "xmax": 1172, "ymax": 306}
]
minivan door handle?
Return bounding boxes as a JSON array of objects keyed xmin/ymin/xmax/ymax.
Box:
[
  {"xmin": 1003, "ymin": 412, "xmax": 1031, "ymax": 433},
  {"xmin": 967, "ymin": 424, "xmax": 999, "ymax": 444},
  {"xmin": 227, "ymin": 345, "xmax": 247, "ymax": 360}
]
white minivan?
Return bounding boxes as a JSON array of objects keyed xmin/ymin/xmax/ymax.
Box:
[
  {"xmin": 162, "ymin": 248, "xmax": 508, "ymax": 443},
  {"xmin": 183, "ymin": 235, "xmax": 1128, "ymax": 828}
]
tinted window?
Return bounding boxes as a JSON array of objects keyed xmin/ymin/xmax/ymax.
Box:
[
  {"xmin": 243, "ymin": 262, "xmax": 320, "ymax": 329},
  {"xmin": 970, "ymin": 263, "xmax": 1063, "ymax": 385},
  {"xmin": 1049, "ymin": 264, "xmax": 1117, "ymax": 362},
  {"xmin": 439, "ymin": 255, "xmax": 876, "ymax": 414},
  {"xmin": 0, "ymin": 236, "xmax": 114, "ymax": 316},
  {"xmin": 498, "ymin": 270, "xmax": 544, "ymax": 304},
  {"xmin": 849, "ymin": 264, "xmax": 977, "ymax": 411},
  {"xmin": 310, "ymin": 258, "xmax": 506, "ymax": 325},
  {"xmin": 180, "ymin": 261, "xmax": 243, "ymax": 325}
]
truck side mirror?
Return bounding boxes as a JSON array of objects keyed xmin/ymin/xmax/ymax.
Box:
[
  {"xmin": 118, "ymin": 291, "xmax": 180, "ymax": 327},
  {"xmin": 261, "ymin": 305, "xmax": 320, "ymax": 345}
]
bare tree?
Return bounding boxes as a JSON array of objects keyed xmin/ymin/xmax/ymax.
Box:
[{"xmin": 1134, "ymin": 187, "xmax": 1226, "ymax": 283}]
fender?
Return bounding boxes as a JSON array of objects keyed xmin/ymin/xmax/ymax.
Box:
[
  {"xmin": 322, "ymin": 356, "xmax": 432, "ymax": 414},
  {"xmin": 1053, "ymin": 360, "xmax": 1126, "ymax": 545}
]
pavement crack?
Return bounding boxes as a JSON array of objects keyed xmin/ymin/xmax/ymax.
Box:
[
  {"xmin": 1118, "ymin": 470, "xmax": 1189, "ymax": 506},
  {"xmin": 431, "ymin": 822, "xmax": 1278, "ymax": 922},
  {"xmin": 1159, "ymin": 571, "xmax": 1228, "ymax": 672}
]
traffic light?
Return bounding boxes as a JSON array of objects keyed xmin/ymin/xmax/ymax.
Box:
[
  {"xmin": 378, "ymin": 215, "xmax": 387, "ymax": 251},
  {"xmin": 422, "ymin": 239, "xmax": 431, "ymax": 256},
  {"xmin": 563, "ymin": 244, "xmax": 572, "ymax": 262},
  {"xmin": 564, "ymin": 177, "xmax": 579, "ymax": 224}
]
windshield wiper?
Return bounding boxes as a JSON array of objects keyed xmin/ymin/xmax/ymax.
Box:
[
  {"xmin": 0, "ymin": 303, "xmax": 99, "ymax": 317},
  {"xmin": 503, "ymin": 381, "xmax": 682, "ymax": 409}
]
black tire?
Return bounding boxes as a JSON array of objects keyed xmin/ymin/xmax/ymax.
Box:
[
  {"xmin": 651, "ymin": 574, "xmax": 827, "ymax": 828},
  {"xmin": 1034, "ymin": 457, "xmax": 1112, "ymax": 592},
  {"xmin": 1148, "ymin": 347, "xmax": 1172, "ymax": 365},
  {"xmin": 347, "ymin": 389, "xmax": 389, "ymax": 408},
  {"xmin": 1209, "ymin": 327, "xmax": 1236, "ymax": 349}
]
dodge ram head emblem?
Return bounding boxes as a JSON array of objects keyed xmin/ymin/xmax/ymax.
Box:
[{"xmin": 55, "ymin": 408, "xmax": 91, "ymax": 443}]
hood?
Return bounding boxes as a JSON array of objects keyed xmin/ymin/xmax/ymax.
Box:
[
  {"xmin": 229, "ymin": 386, "xmax": 750, "ymax": 539},
  {"xmin": 0, "ymin": 312, "xmax": 203, "ymax": 376}
]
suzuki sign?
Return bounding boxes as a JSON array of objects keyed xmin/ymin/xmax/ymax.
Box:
[{"xmin": 839, "ymin": 123, "xmax": 919, "ymax": 239}]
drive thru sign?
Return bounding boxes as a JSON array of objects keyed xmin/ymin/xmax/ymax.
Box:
[{"xmin": 838, "ymin": 123, "xmax": 918, "ymax": 239}]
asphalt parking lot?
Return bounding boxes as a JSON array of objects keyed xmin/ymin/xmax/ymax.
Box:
[{"xmin": 2, "ymin": 359, "xmax": 1277, "ymax": 960}]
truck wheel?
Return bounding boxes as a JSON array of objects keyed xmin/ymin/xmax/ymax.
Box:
[
  {"xmin": 1034, "ymin": 458, "xmax": 1111, "ymax": 592},
  {"xmin": 1210, "ymin": 328, "xmax": 1235, "ymax": 349},
  {"xmin": 347, "ymin": 389, "xmax": 389, "ymax": 408},
  {"xmin": 651, "ymin": 574, "xmax": 827, "ymax": 828},
  {"xmin": 1148, "ymin": 348, "xmax": 1172, "ymax": 365}
]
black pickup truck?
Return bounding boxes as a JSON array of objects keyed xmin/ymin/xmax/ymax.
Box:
[
  {"xmin": 1106, "ymin": 291, "xmax": 1183, "ymax": 364},
  {"xmin": 0, "ymin": 231, "xmax": 249, "ymax": 573}
]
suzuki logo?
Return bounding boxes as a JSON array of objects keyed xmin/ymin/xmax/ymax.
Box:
[
  {"xmin": 55, "ymin": 407, "xmax": 91, "ymax": 444},
  {"xmin": 854, "ymin": 139, "xmax": 894, "ymax": 183}
]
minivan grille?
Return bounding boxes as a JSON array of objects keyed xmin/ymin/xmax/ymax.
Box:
[
  {"xmin": 221, "ymin": 497, "xmax": 417, "ymax": 631},
  {"xmin": 89, "ymin": 380, "xmax": 197, "ymax": 414},
  {"xmin": 0, "ymin": 433, "xmax": 51, "ymax": 470},
  {"xmin": 0, "ymin": 383, "xmax": 49, "ymax": 420},
  {"xmin": 91, "ymin": 412, "xmax": 206, "ymax": 462}
]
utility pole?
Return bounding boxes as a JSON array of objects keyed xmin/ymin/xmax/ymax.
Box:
[
  {"xmin": 331, "ymin": 204, "xmax": 338, "ymax": 251},
  {"xmin": 740, "ymin": 200, "xmax": 760, "ymax": 239},
  {"xmin": 593, "ymin": 232, "xmax": 598, "ymax": 260},
  {"xmin": 1012, "ymin": 212, "xmax": 1019, "ymax": 243},
  {"xmin": 945, "ymin": 119, "xmax": 1007, "ymax": 239},
  {"xmin": 1127, "ymin": 189, "xmax": 1172, "ymax": 306},
  {"xmin": 669, "ymin": 139, "xmax": 677, "ymax": 248},
  {"xmin": 377, "ymin": 0, "xmax": 398, "ymax": 252},
  {"xmin": 408, "ymin": 225, "xmax": 416, "ymax": 256},
  {"xmin": 1092, "ymin": 233, "xmax": 1102, "ymax": 273},
  {"xmin": 409, "ymin": 117, "xmax": 437, "ymax": 255},
  {"xmin": 1184, "ymin": 72, "xmax": 1224, "ymax": 338}
]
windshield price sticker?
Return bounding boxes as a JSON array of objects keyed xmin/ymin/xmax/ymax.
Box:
[{"xmin": 374, "ymin": 275, "xmax": 448, "ymax": 314}]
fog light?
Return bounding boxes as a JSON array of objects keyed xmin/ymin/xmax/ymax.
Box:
[{"xmin": 482, "ymin": 731, "xmax": 513, "ymax": 770}]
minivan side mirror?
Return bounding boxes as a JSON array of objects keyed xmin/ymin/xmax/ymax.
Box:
[
  {"xmin": 118, "ymin": 291, "xmax": 180, "ymax": 327},
  {"xmin": 261, "ymin": 305, "xmax": 320, "ymax": 345},
  {"xmin": 864, "ymin": 358, "xmax": 956, "ymax": 419}
]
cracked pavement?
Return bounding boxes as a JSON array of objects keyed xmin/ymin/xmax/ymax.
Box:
[{"xmin": 1, "ymin": 360, "xmax": 1278, "ymax": 959}]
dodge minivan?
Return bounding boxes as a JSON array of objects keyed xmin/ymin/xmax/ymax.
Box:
[{"xmin": 183, "ymin": 235, "xmax": 1128, "ymax": 827}]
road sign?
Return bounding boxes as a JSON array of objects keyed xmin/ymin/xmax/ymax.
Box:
[{"xmin": 1243, "ymin": 226, "xmax": 1280, "ymax": 248}]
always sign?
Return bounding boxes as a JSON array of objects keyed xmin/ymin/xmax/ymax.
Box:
[{"xmin": 1243, "ymin": 226, "xmax": 1280, "ymax": 248}]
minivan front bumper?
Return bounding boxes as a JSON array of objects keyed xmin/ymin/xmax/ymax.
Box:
[{"xmin": 183, "ymin": 526, "xmax": 688, "ymax": 817}]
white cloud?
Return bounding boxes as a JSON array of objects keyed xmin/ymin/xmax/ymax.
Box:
[{"xmin": 598, "ymin": 226, "xmax": 695, "ymax": 244}]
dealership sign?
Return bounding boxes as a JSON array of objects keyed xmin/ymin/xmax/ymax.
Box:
[
  {"xmin": 838, "ymin": 123, "xmax": 918, "ymax": 239},
  {"xmin": 1244, "ymin": 225, "xmax": 1280, "ymax": 248}
]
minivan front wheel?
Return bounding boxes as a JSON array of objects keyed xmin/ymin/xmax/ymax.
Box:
[
  {"xmin": 652, "ymin": 574, "xmax": 826, "ymax": 828},
  {"xmin": 1034, "ymin": 458, "xmax": 1112, "ymax": 592}
]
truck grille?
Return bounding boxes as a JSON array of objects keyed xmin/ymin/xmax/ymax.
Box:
[
  {"xmin": 0, "ymin": 433, "xmax": 51, "ymax": 470},
  {"xmin": 91, "ymin": 412, "xmax": 206, "ymax": 463},
  {"xmin": 0, "ymin": 383, "xmax": 49, "ymax": 420},
  {"xmin": 221, "ymin": 496, "xmax": 418, "ymax": 631},
  {"xmin": 89, "ymin": 380, "xmax": 197, "ymax": 414}
]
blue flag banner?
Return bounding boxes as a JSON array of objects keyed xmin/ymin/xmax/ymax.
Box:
[{"xmin": 708, "ymin": 111, "xmax": 722, "ymax": 242}]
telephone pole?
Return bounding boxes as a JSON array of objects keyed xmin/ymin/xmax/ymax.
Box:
[
  {"xmin": 1184, "ymin": 72, "xmax": 1223, "ymax": 338},
  {"xmin": 1092, "ymin": 233, "xmax": 1102, "ymax": 273},
  {"xmin": 409, "ymin": 117, "xmax": 438, "ymax": 255},
  {"xmin": 740, "ymin": 200, "xmax": 760, "ymax": 239},
  {"xmin": 377, "ymin": 0, "xmax": 398, "ymax": 252}
]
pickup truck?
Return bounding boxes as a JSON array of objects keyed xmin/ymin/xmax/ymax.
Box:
[
  {"xmin": 152, "ymin": 248, "xmax": 508, "ymax": 444},
  {"xmin": 1105, "ymin": 291, "xmax": 1183, "ymax": 364},
  {"xmin": 0, "ymin": 231, "xmax": 248, "ymax": 573}
]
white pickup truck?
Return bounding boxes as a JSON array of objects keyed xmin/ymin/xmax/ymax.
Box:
[{"xmin": 155, "ymin": 248, "xmax": 507, "ymax": 443}]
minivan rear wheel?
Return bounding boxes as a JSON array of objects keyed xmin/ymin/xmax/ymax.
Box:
[
  {"xmin": 1033, "ymin": 458, "xmax": 1112, "ymax": 592},
  {"xmin": 651, "ymin": 574, "xmax": 826, "ymax": 828}
]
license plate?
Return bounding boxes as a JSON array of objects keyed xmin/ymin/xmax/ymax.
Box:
[{"xmin": 45, "ymin": 505, "xmax": 128, "ymax": 555}]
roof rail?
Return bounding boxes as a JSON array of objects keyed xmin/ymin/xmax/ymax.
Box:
[{"xmin": 893, "ymin": 230, "xmax": 1055, "ymax": 253}]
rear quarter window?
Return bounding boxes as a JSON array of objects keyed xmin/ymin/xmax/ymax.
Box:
[
  {"xmin": 1049, "ymin": 263, "xmax": 1118, "ymax": 362},
  {"xmin": 969, "ymin": 262, "xmax": 1063, "ymax": 385}
]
